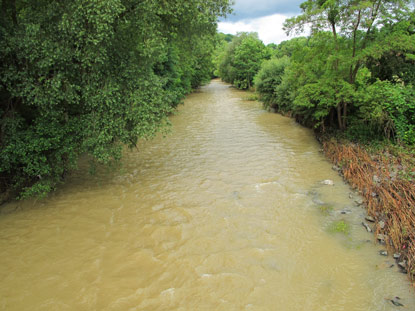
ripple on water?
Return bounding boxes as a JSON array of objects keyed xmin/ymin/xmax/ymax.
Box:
[{"xmin": 0, "ymin": 80, "xmax": 414, "ymax": 310}]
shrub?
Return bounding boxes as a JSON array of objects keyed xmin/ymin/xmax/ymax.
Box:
[
  {"xmin": 355, "ymin": 80, "xmax": 415, "ymax": 144},
  {"xmin": 254, "ymin": 57, "xmax": 290, "ymax": 109}
]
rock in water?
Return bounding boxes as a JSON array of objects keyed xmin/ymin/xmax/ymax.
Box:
[
  {"xmin": 355, "ymin": 198, "xmax": 364, "ymax": 205},
  {"xmin": 321, "ymin": 179, "xmax": 334, "ymax": 186},
  {"xmin": 390, "ymin": 298, "xmax": 404, "ymax": 307},
  {"xmin": 365, "ymin": 215, "xmax": 375, "ymax": 222},
  {"xmin": 379, "ymin": 250, "xmax": 388, "ymax": 256},
  {"xmin": 377, "ymin": 234, "xmax": 386, "ymax": 244},
  {"xmin": 362, "ymin": 222, "xmax": 372, "ymax": 232},
  {"xmin": 398, "ymin": 261, "xmax": 407, "ymax": 270}
]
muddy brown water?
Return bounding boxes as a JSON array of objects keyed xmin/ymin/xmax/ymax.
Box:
[{"xmin": 0, "ymin": 80, "xmax": 414, "ymax": 310}]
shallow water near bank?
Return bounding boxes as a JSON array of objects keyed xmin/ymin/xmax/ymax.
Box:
[{"xmin": 0, "ymin": 80, "xmax": 414, "ymax": 310}]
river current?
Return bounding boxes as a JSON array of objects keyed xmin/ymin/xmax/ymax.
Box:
[{"xmin": 0, "ymin": 80, "xmax": 414, "ymax": 310}]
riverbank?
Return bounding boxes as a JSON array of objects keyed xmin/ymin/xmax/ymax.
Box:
[{"xmin": 321, "ymin": 137, "xmax": 415, "ymax": 283}]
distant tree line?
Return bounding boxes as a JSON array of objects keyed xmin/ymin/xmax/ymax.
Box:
[
  {"xmin": 0, "ymin": 0, "xmax": 231, "ymax": 198},
  {"xmin": 217, "ymin": 0, "xmax": 415, "ymax": 145},
  {"xmin": 217, "ymin": 32, "xmax": 270, "ymax": 89}
]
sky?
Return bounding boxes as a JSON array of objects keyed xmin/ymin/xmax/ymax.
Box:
[{"xmin": 218, "ymin": 0, "xmax": 305, "ymax": 44}]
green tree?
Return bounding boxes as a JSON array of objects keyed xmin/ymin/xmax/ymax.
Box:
[
  {"xmin": 0, "ymin": 0, "xmax": 231, "ymax": 198},
  {"xmin": 218, "ymin": 32, "xmax": 268, "ymax": 89},
  {"xmin": 212, "ymin": 33, "xmax": 234, "ymax": 77},
  {"xmin": 366, "ymin": 10, "xmax": 415, "ymax": 85},
  {"xmin": 254, "ymin": 56, "xmax": 290, "ymax": 110},
  {"xmin": 233, "ymin": 35, "xmax": 268, "ymax": 88},
  {"xmin": 284, "ymin": 0, "xmax": 414, "ymax": 130},
  {"xmin": 272, "ymin": 37, "xmax": 308, "ymax": 58}
]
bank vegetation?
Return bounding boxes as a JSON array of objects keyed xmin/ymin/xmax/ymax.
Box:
[{"xmin": 0, "ymin": 0, "xmax": 232, "ymax": 200}]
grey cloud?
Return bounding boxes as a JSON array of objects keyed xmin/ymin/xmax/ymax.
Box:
[{"xmin": 222, "ymin": 0, "xmax": 303, "ymax": 21}]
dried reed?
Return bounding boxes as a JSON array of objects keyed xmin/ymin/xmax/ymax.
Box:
[{"xmin": 322, "ymin": 139, "xmax": 415, "ymax": 283}]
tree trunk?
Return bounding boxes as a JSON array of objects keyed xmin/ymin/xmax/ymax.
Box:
[
  {"xmin": 329, "ymin": 108, "xmax": 335, "ymax": 127},
  {"xmin": 349, "ymin": 9, "xmax": 361, "ymax": 83},
  {"xmin": 3, "ymin": 0, "xmax": 18, "ymax": 25},
  {"xmin": 343, "ymin": 102, "xmax": 347, "ymax": 128},
  {"xmin": 337, "ymin": 103, "xmax": 345, "ymax": 130}
]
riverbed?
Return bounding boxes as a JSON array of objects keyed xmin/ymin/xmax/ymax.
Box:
[{"xmin": 0, "ymin": 80, "xmax": 413, "ymax": 310}]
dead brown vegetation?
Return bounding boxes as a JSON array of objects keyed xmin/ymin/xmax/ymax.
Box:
[{"xmin": 322, "ymin": 138, "xmax": 415, "ymax": 283}]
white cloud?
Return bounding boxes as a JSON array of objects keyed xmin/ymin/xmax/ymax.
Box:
[{"xmin": 218, "ymin": 13, "xmax": 300, "ymax": 45}]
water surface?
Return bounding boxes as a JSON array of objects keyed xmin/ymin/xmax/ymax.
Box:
[{"xmin": 0, "ymin": 80, "xmax": 413, "ymax": 310}]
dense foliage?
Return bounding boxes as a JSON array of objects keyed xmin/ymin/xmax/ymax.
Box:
[
  {"xmin": 218, "ymin": 32, "xmax": 269, "ymax": 89},
  {"xmin": 248, "ymin": 0, "xmax": 415, "ymax": 144},
  {"xmin": 253, "ymin": 56, "xmax": 290, "ymax": 110},
  {"xmin": 0, "ymin": 0, "xmax": 231, "ymax": 198},
  {"xmin": 211, "ymin": 32, "xmax": 235, "ymax": 77}
]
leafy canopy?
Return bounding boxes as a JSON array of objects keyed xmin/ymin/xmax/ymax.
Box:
[{"xmin": 0, "ymin": 0, "xmax": 232, "ymax": 198}]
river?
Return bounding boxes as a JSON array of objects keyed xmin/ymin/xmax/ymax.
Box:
[{"xmin": 0, "ymin": 80, "xmax": 414, "ymax": 310}]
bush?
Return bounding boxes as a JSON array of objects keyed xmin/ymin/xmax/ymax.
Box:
[
  {"xmin": 355, "ymin": 80, "xmax": 415, "ymax": 144},
  {"xmin": 218, "ymin": 33, "xmax": 268, "ymax": 89},
  {"xmin": 254, "ymin": 57, "xmax": 290, "ymax": 109}
]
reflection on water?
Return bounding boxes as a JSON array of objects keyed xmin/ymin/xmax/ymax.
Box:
[{"xmin": 0, "ymin": 80, "xmax": 413, "ymax": 310}]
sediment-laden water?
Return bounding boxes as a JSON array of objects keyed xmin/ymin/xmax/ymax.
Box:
[{"xmin": 0, "ymin": 80, "xmax": 413, "ymax": 310}]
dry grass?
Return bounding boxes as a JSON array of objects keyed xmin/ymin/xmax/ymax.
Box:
[{"xmin": 322, "ymin": 138, "xmax": 415, "ymax": 282}]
